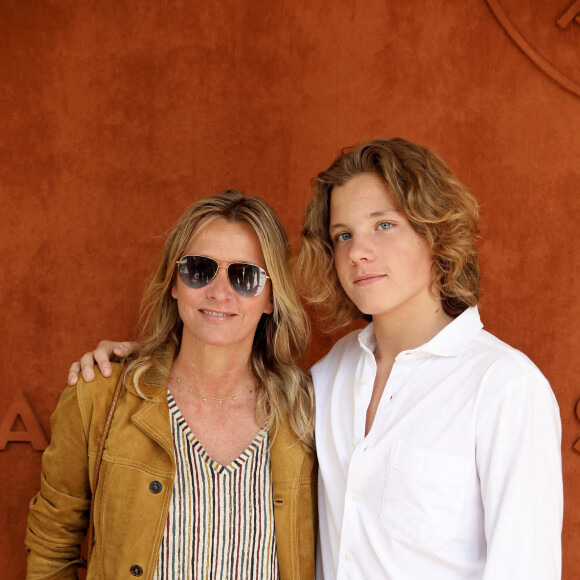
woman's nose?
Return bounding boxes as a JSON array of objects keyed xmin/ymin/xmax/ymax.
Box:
[{"xmin": 206, "ymin": 266, "xmax": 233, "ymax": 298}]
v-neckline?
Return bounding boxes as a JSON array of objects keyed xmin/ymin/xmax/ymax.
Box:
[{"xmin": 168, "ymin": 391, "xmax": 268, "ymax": 473}]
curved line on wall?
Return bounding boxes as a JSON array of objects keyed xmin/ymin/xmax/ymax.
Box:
[{"xmin": 485, "ymin": 0, "xmax": 580, "ymax": 98}]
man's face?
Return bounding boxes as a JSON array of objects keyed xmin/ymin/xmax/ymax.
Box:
[{"xmin": 329, "ymin": 172, "xmax": 436, "ymax": 323}]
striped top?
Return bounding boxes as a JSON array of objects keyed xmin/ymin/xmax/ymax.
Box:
[{"xmin": 152, "ymin": 392, "xmax": 279, "ymax": 580}]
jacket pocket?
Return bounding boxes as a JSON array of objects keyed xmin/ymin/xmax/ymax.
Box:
[{"xmin": 380, "ymin": 443, "xmax": 470, "ymax": 541}]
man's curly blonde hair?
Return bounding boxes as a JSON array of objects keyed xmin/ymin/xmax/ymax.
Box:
[{"xmin": 295, "ymin": 137, "xmax": 480, "ymax": 330}]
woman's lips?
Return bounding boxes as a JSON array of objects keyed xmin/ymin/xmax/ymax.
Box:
[{"xmin": 200, "ymin": 309, "xmax": 235, "ymax": 318}]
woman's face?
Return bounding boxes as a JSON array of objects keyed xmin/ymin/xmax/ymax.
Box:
[{"xmin": 171, "ymin": 218, "xmax": 274, "ymax": 354}]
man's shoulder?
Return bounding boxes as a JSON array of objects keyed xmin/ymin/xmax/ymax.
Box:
[
  {"xmin": 469, "ymin": 329, "xmax": 546, "ymax": 382},
  {"xmin": 311, "ymin": 327, "xmax": 366, "ymax": 374}
]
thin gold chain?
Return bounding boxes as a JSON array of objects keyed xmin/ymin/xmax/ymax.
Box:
[{"xmin": 171, "ymin": 374, "xmax": 252, "ymax": 404}]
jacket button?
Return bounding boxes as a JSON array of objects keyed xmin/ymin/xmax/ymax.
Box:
[
  {"xmin": 149, "ymin": 480, "xmax": 163, "ymax": 494},
  {"xmin": 130, "ymin": 564, "xmax": 143, "ymax": 576}
]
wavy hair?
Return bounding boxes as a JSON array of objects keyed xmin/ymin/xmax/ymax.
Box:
[
  {"xmin": 295, "ymin": 137, "xmax": 480, "ymax": 329},
  {"xmin": 127, "ymin": 190, "xmax": 314, "ymax": 449}
]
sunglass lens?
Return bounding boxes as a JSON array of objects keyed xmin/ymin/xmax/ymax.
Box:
[
  {"xmin": 228, "ymin": 263, "xmax": 267, "ymax": 297},
  {"xmin": 178, "ymin": 256, "xmax": 218, "ymax": 288}
]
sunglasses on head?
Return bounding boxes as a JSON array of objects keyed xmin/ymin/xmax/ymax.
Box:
[{"xmin": 176, "ymin": 255, "xmax": 270, "ymax": 297}]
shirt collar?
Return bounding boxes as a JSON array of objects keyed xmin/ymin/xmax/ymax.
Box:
[
  {"xmin": 357, "ymin": 306, "xmax": 483, "ymax": 358},
  {"xmin": 358, "ymin": 322, "xmax": 377, "ymax": 354}
]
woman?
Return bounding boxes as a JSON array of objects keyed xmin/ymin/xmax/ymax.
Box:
[{"xmin": 26, "ymin": 190, "xmax": 317, "ymax": 580}]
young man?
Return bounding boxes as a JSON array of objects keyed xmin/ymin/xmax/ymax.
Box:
[
  {"xmin": 68, "ymin": 138, "xmax": 563, "ymax": 579},
  {"xmin": 296, "ymin": 137, "xmax": 562, "ymax": 579}
]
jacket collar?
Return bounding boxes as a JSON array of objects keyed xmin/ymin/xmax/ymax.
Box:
[
  {"xmin": 124, "ymin": 343, "xmax": 177, "ymax": 455},
  {"xmin": 123, "ymin": 343, "xmax": 177, "ymax": 401}
]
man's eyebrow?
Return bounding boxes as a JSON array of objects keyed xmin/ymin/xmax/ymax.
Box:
[
  {"xmin": 329, "ymin": 222, "xmax": 347, "ymax": 233},
  {"xmin": 369, "ymin": 209, "xmax": 400, "ymax": 218},
  {"xmin": 329, "ymin": 209, "xmax": 400, "ymax": 232}
]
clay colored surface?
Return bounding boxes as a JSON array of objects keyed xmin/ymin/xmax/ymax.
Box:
[{"xmin": 1, "ymin": 1, "xmax": 578, "ymax": 577}]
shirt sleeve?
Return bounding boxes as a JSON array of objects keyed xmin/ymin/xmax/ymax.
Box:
[
  {"xmin": 25, "ymin": 383, "xmax": 91, "ymax": 579},
  {"xmin": 476, "ymin": 375, "xmax": 563, "ymax": 580}
]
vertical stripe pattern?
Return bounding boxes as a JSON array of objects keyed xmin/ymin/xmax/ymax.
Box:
[{"xmin": 153, "ymin": 392, "xmax": 279, "ymax": 580}]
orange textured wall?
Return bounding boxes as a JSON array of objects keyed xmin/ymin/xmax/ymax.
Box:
[{"xmin": 1, "ymin": 1, "xmax": 578, "ymax": 577}]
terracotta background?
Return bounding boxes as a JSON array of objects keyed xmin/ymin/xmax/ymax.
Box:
[{"xmin": 1, "ymin": 1, "xmax": 578, "ymax": 577}]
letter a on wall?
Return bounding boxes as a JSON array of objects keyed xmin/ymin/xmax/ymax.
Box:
[{"xmin": 0, "ymin": 390, "xmax": 48, "ymax": 451}]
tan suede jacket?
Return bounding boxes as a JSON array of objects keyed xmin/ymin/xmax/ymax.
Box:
[{"xmin": 26, "ymin": 360, "xmax": 317, "ymax": 580}]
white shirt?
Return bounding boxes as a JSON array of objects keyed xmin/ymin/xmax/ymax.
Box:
[{"xmin": 312, "ymin": 307, "xmax": 562, "ymax": 580}]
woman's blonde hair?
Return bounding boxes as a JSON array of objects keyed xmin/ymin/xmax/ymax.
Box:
[
  {"xmin": 295, "ymin": 137, "xmax": 480, "ymax": 330},
  {"xmin": 127, "ymin": 190, "xmax": 314, "ymax": 449}
]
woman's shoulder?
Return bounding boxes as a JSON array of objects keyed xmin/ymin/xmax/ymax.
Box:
[
  {"xmin": 70, "ymin": 362, "xmax": 129, "ymax": 421},
  {"xmin": 45, "ymin": 363, "xmax": 128, "ymax": 443},
  {"xmin": 75, "ymin": 363, "xmax": 126, "ymax": 398},
  {"xmin": 271, "ymin": 416, "xmax": 317, "ymax": 481}
]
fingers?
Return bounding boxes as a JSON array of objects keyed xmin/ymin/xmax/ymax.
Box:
[
  {"xmin": 92, "ymin": 340, "xmax": 121, "ymax": 379},
  {"xmin": 77, "ymin": 340, "xmax": 117, "ymax": 383},
  {"xmin": 68, "ymin": 362, "xmax": 81, "ymax": 386},
  {"xmin": 68, "ymin": 340, "xmax": 141, "ymax": 385},
  {"xmin": 80, "ymin": 351, "xmax": 98, "ymax": 382},
  {"xmin": 88, "ymin": 340, "xmax": 140, "ymax": 379},
  {"xmin": 112, "ymin": 342, "xmax": 131, "ymax": 359},
  {"xmin": 113, "ymin": 341, "xmax": 140, "ymax": 359}
]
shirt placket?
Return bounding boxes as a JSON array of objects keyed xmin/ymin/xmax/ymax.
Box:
[{"xmin": 336, "ymin": 353, "xmax": 414, "ymax": 578}]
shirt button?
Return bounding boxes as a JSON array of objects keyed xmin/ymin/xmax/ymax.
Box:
[
  {"xmin": 353, "ymin": 437, "xmax": 359, "ymax": 445},
  {"xmin": 352, "ymin": 494, "xmax": 358, "ymax": 502},
  {"xmin": 130, "ymin": 564, "xmax": 143, "ymax": 576},
  {"xmin": 361, "ymin": 377, "xmax": 368, "ymax": 385},
  {"xmin": 344, "ymin": 553, "xmax": 351, "ymax": 561},
  {"xmin": 149, "ymin": 480, "xmax": 163, "ymax": 494}
]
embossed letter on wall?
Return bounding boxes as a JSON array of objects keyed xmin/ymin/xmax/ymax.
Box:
[{"xmin": 0, "ymin": 391, "xmax": 47, "ymax": 451}]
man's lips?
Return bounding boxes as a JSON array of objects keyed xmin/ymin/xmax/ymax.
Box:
[{"xmin": 353, "ymin": 273, "xmax": 385, "ymax": 286}]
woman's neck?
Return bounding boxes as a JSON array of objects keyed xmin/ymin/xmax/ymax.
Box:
[{"xmin": 172, "ymin": 339, "xmax": 254, "ymax": 397}]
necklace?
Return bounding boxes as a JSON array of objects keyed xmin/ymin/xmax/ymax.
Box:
[{"xmin": 172, "ymin": 373, "xmax": 252, "ymax": 404}]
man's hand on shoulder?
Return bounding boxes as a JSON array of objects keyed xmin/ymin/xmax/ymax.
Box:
[{"xmin": 67, "ymin": 340, "xmax": 140, "ymax": 385}]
